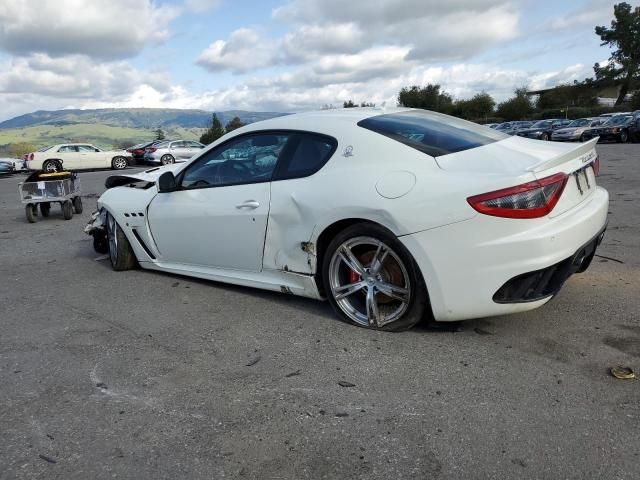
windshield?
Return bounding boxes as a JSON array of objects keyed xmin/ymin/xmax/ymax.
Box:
[
  {"xmin": 38, "ymin": 146, "xmax": 53, "ymax": 152},
  {"xmin": 606, "ymin": 116, "xmax": 632, "ymax": 126},
  {"xmin": 531, "ymin": 120, "xmax": 553, "ymax": 129},
  {"xmin": 567, "ymin": 119, "xmax": 590, "ymax": 127},
  {"xmin": 358, "ymin": 110, "xmax": 509, "ymax": 157}
]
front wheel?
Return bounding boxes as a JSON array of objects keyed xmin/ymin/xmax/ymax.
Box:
[
  {"xmin": 111, "ymin": 156, "xmax": 128, "ymax": 170},
  {"xmin": 62, "ymin": 200, "xmax": 73, "ymax": 220},
  {"xmin": 541, "ymin": 133, "xmax": 550, "ymax": 141},
  {"xmin": 106, "ymin": 212, "xmax": 137, "ymax": 271},
  {"xmin": 618, "ymin": 130, "xmax": 628, "ymax": 143},
  {"xmin": 40, "ymin": 202, "xmax": 51, "ymax": 217},
  {"xmin": 73, "ymin": 196, "xmax": 83, "ymax": 214},
  {"xmin": 160, "ymin": 154, "xmax": 174, "ymax": 165},
  {"xmin": 25, "ymin": 204, "xmax": 37, "ymax": 223},
  {"xmin": 322, "ymin": 223, "xmax": 428, "ymax": 332}
]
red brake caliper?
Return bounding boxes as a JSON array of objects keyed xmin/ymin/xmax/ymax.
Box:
[{"xmin": 349, "ymin": 269, "xmax": 360, "ymax": 284}]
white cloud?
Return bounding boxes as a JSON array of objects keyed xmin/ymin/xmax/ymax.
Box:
[
  {"xmin": 0, "ymin": 0, "xmax": 180, "ymax": 59},
  {"xmin": 185, "ymin": 0, "xmax": 222, "ymax": 13},
  {"xmin": 196, "ymin": 28, "xmax": 278, "ymax": 74}
]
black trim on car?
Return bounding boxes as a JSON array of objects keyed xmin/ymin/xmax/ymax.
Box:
[{"xmin": 493, "ymin": 225, "xmax": 606, "ymax": 304}]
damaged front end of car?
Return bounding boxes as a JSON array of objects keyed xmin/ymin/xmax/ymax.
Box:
[{"xmin": 85, "ymin": 208, "xmax": 108, "ymax": 254}]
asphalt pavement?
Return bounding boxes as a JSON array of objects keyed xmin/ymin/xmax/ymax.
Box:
[{"xmin": 0, "ymin": 145, "xmax": 639, "ymax": 479}]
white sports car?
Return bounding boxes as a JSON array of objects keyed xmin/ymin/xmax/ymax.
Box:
[{"xmin": 86, "ymin": 108, "xmax": 608, "ymax": 331}]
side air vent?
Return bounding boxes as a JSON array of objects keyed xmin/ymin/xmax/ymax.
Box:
[{"xmin": 132, "ymin": 229, "xmax": 156, "ymax": 259}]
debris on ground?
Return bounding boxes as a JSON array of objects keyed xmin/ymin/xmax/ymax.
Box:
[
  {"xmin": 246, "ymin": 356, "xmax": 261, "ymax": 367},
  {"xmin": 610, "ymin": 366, "xmax": 635, "ymax": 379},
  {"xmin": 39, "ymin": 454, "xmax": 57, "ymax": 464},
  {"xmin": 338, "ymin": 381, "xmax": 356, "ymax": 387},
  {"xmin": 285, "ymin": 370, "xmax": 301, "ymax": 378},
  {"xmin": 96, "ymin": 382, "xmax": 108, "ymax": 389},
  {"xmin": 335, "ymin": 412, "xmax": 349, "ymax": 417},
  {"xmin": 474, "ymin": 327, "xmax": 492, "ymax": 335}
]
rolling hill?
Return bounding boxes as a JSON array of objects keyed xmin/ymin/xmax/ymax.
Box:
[{"xmin": 0, "ymin": 108, "xmax": 288, "ymax": 152}]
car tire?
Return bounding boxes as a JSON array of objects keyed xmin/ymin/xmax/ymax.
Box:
[
  {"xmin": 618, "ymin": 130, "xmax": 628, "ymax": 143},
  {"xmin": 25, "ymin": 204, "xmax": 37, "ymax": 223},
  {"xmin": 73, "ymin": 196, "xmax": 83, "ymax": 214},
  {"xmin": 160, "ymin": 154, "xmax": 174, "ymax": 165},
  {"xmin": 40, "ymin": 202, "xmax": 51, "ymax": 217},
  {"xmin": 43, "ymin": 160, "xmax": 61, "ymax": 172},
  {"xmin": 322, "ymin": 223, "xmax": 429, "ymax": 332},
  {"xmin": 93, "ymin": 234, "xmax": 109, "ymax": 254},
  {"xmin": 111, "ymin": 156, "xmax": 128, "ymax": 170},
  {"xmin": 62, "ymin": 200, "xmax": 73, "ymax": 220},
  {"xmin": 541, "ymin": 133, "xmax": 550, "ymax": 141},
  {"xmin": 106, "ymin": 212, "xmax": 137, "ymax": 271}
]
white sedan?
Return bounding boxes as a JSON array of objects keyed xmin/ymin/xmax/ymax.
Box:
[
  {"xmin": 26, "ymin": 143, "xmax": 131, "ymax": 172},
  {"xmin": 86, "ymin": 108, "xmax": 608, "ymax": 331}
]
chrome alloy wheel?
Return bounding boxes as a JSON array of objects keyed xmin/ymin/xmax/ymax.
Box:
[
  {"xmin": 107, "ymin": 213, "xmax": 118, "ymax": 264},
  {"xmin": 328, "ymin": 236, "xmax": 411, "ymax": 328},
  {"xmin": 113, "ymin": 157, "xmax": 127, "ymax": 169}
]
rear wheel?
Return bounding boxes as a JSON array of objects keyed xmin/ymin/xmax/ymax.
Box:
[
  {"xmin": 111, "ymin": 156, "xmax": 128, "ymax": 170},
  {"xmin": 160, "ymin": 154, "xmax": 174, "ymax": 165},
  {"xmin": 43, "ymin": 160, "xmax": 61, "ymax": 172},
  {"xmin": 25, "ymin": 204, "xmax": 37, "ymax": 223},
  {"xmin": 541, "ymin": 133, "xmax": 550, "ymax": 141},
  {"xmin": 106, "ymin": 212, "xmax": 137, "ymax": 271},
  {"xmin": 579, "ymin": 134, "xmax": 586, "ymax": 142},
  {"xmin": 322, "ymin": 223, "xmax": 428, "ymax": 332},
  {"xmin": 40, "ymin": 202, "xmax": 50, "ymax": 217},
  {"xmin": 62, "ymin": 200, "xmax": 73, "ymax": 220}
]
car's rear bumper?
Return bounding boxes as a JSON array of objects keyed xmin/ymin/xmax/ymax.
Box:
[{"xmin": 400, "ymin": 186, "xmax": 609, "ymax": 321}]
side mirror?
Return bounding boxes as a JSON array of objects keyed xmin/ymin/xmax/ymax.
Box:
[{"xmin": 157, "ymin": 171, "xmax": 177, "ymax": 193}]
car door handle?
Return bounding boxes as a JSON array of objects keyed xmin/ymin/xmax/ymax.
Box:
[{"xmin": 236, "ymin": 200, "xmax": 260, "ymax": 209}]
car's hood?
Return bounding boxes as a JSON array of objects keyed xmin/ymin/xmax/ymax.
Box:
[
  {"xmin": 104, "ymin": 163, "xmax": 183, "ymax": 188},
  {"xmin": 435, "ymin": 136, "xmax": 598, "ymax": 175},
  {"xmin": 554, "ymin": 127, "xmax": 578, "ymax": 134}
]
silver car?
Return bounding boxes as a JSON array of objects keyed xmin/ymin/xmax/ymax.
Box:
[
  {"xmin": 144, "ymin": 140, "xmax": 205, "ymax": 165},
  {"xmin": 551, "ymin": 118, "xmax": 605, "ymax": 142}
]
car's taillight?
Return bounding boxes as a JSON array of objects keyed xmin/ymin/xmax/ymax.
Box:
[
  {"xmin": 29, "ymin": 153, "xmax": 34, "ymax": 161},
  {"xmin": 467, "ymin": 173, "xmax": 568, "ymax": 219},
  {"xmin": 592, "ymin": 155, "xmax": 599, "ymax": 176},
  {"xmin": 147, "ymin": 147, "xmax": 157, "ymax": 153}
]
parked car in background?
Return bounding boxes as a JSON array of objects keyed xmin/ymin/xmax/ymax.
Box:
[
  {"xmin": 25, "ymin": 144, "xmax": 131, "ymax": 172},
  {"xmin": 501, "ymin": 121, "xmax": 534, "ymax": 135},
  {"xmin": 144, "ymin": 140, "xmax": 206, "ymax": 165},
  {"xmin": 127, "ymin": 141, "xmax": 163, "ymax": 165},
  {"xmin": 551, "ymin": 118, "xmax": 606, "ymax": 142},
  {"xmin": 582, "ymin": 115, "xmax": 635, "ymax": 143},
  {"xmin": 516, "ymin": 119, "xmax": 570, "ymax": 140},
  {"xmin": 630, "ymin": 112, "xmax": 640, "ymax": 142},
  {"xmin": 0, "ymin": 158, "xmax": 16, "ymax": 174}
]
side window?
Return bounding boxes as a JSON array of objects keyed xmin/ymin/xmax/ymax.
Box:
[
  {"xmin": 170, "ymin": 141, "xmax": 184, "ymax": 149},
  {"xmin": 57, "ymin": 146, "xmax": 78, "ymax": 153},
  {"xmin": 77, "ymin": 145, "xmax": 96, "ymax": 152},
  {"xmin": 181, "ymin": 133, "xmax": 290, "ymax": 188},
  {"xmin": 275, "ymin": 133, "xmax": 337, "ymax": 180}
]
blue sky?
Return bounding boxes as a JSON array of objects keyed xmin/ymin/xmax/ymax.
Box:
[{"xmin": 0, "ymin": 0, "xmax": 621, "ymax": 120}]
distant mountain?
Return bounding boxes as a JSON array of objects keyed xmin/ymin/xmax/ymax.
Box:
[{"xmin": 0, "ymin": 108, "xmax": 288, "ymax": 130}]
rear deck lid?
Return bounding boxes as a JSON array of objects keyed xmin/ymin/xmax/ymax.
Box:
[{"xmin": 436, "ymin": 136, "xmax": 599, "ymax": 217}]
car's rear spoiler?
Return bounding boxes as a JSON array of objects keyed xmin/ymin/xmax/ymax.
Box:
[{"xmin": 527, "ymin": 137, "xmax": 599, "ymax": 173}]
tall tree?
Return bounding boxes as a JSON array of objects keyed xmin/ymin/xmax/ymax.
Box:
[
  {"xmin": 225, "ymin": 116, "xmax": 245, "ymax": 133},
  {"xmin": 594, "ymin": 2, "xmax": 640, "ymax": 105},
  {"xmin": 453, "ymin": 92, "xmax": 496, "ymax": 120},
  {"xmin": 343, "ymin": 100, "xmax": 356, "ymax": 108},
  {"xmin": 200, "ymin": 113, "xmax": 225, "ymax": 144},
  {"xmin": 397, "ymin": 84, "xmax": 453, "ymax": 113},
  {"xmin": 154, "ymin": 128, "xmax": 165, "ymax": 140},
  {"xmin": 496, "ymin": 87, "xmax": 534, "ymax": 121}
]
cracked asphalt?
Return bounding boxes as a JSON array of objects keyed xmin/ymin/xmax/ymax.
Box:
[{"xmin": 1, "ymin": 144, "xmax": 639, "ymax": 479}]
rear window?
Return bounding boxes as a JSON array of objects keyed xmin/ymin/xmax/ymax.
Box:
[{"xmin": 357, "ymin": 110, "xmax": 508, "ymax": 157}]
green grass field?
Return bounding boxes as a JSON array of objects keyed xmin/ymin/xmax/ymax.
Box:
[{"xmin": 0, "ymin": 123, "xmax": 206, "ymax": 150}]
